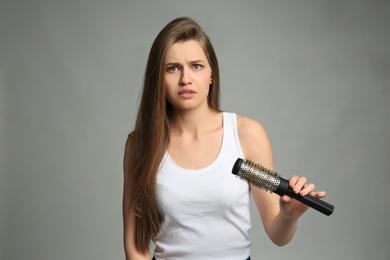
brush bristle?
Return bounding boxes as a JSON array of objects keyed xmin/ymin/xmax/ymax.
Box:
[{"xmin": 235, "ymin": 159, "xmax": 281, "ymax": 193}]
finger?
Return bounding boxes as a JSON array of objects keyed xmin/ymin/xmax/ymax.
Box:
[
  {"xmin": 310, "ymin": 190, "xmax": 327, "ymax": 198},
  {"xmin": 289, "ymin": 175, "xmax": 300, "ymax": 188},
  {"xmin": 280, "ymin": 194, "xmax": 293, "ymax": 203},
  {"xmin": 292, "ymin": 176, "xmax": 307, "ymax": 194},
  {"xmin": 299, "ymin": 183, "xmax": 315, "ymax": 196}
]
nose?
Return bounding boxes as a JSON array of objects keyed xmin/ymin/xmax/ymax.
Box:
[{"xmin": 179, "ymin": 68, "xmax": 191, "ymax": 86}]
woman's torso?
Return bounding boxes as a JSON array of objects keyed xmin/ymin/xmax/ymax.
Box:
[{"xmin": 153, "ymin": 112, "xmax": 251, "ymax": 260}]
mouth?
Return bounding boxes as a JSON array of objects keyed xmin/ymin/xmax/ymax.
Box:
[
  {"xmin": 178, "ymin": 89, "xmax": 196, "ymax": 95},
  {"xmin": 178, "ymin": 89, "xmax": 196, "ymax": 98}
]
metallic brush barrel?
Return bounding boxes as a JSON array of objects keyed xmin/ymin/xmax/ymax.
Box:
[{"xmin": 234, "ymin": 159, "xmax": 280, "ymax": 193}]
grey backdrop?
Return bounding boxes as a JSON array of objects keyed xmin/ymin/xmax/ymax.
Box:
[{"xmin": 1, "ymin": 0, "xmax": 389, "ymax": 259}]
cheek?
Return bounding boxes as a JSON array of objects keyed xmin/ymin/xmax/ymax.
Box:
[
  {"xmin": 203, "ymin": 74, "xmax": 213, "ymax": 85},
  {"xmin": 164, "ymin": 74, "xmax": 177, "ymax": 87},
  {"xmin": 204, "ymin": 70, "xmax": 213, "ymax": 84}
]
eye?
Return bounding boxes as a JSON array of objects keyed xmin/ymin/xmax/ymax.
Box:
[
  {"xmin": 192, "ymin": 64, "xmax": 203, "ymax": 70},
  {"xmin": 167, "ymin": 66, "xmax": 179, "ymax": 72}
]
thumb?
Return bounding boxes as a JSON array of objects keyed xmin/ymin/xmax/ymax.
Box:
[{"xmin": 280, "ymin": 195, "xmax": 293, "ymax": 203}]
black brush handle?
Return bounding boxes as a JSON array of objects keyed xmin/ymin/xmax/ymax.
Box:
[{"xmin": 275, "ymin": 177, "xmax": 334, "ymax": 216}]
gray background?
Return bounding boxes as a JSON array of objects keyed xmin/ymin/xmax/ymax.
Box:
[{"xmin": 1, "ymin": 0, "xmax": 389, "ymax": 259}]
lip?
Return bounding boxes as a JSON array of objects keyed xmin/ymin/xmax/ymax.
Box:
[
  {"xmin": 178, "ymin": 89, "xmax": 196, "ymax": 95},
  {"xmin": 178, "ymin": 89, "xmax": 196, "ymax": 99}
]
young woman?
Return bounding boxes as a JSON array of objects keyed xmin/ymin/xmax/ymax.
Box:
[{"xmin": 123, "ymin": 17, "xmax": 326, "ymax": 260}]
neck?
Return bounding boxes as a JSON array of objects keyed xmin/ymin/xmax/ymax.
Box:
[{"xmin": 170, "ymin": 107, "xmax": 222, "ymax": 136}]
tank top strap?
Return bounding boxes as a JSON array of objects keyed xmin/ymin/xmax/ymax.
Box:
[{"xmin": 222, "ymin": 112, "xmax": 244, "ymax": 158}]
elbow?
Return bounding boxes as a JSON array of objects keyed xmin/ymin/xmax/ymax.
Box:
[
  {"xmin": 267, "ymin": 230, "xmax": 295, "ymax": 247},
  {"xmin": 272, "ymin": 239, "xmax": 291, "ymax": 247}
]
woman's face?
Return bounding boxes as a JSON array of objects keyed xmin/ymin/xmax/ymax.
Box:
[{"xmin": 164, "ymin": 40, "xmax": 213, "ymax": 112}]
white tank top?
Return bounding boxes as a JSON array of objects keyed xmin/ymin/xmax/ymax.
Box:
[{"xmin": 153, "ymin": 112, "xmax": 251, "ymax": 260}]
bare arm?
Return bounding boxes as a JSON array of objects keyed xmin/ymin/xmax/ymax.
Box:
[
  {"xmin": 237, "ymin": 115, "xmax": 325, "ymax": 246},
  {"xmin": 123, "ymin": 135, "xmax": 151, "ymax": 260}
]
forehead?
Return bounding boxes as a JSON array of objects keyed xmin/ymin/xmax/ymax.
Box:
[{"xmin": 165, "ymin": 40, "xmax": 207, "ymax": 61}]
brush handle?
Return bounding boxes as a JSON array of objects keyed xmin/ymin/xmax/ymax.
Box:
[{"xmin": 275, "ymin": 177, "xmax": 334, "ymax": 216}]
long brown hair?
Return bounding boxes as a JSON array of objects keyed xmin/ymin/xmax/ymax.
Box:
[{"xmin": 128, "ymin": 17, "xmax": 221, "ymax": 253}]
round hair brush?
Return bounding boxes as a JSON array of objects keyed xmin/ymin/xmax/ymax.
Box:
[{"xmin": 232, "ymin": 158, "xmax": 334, "ymax": 216}]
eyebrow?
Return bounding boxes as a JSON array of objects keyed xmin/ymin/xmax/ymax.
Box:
[{"xmin": 165, "ymin": 60, "xmax": 206, "ymax": 65}]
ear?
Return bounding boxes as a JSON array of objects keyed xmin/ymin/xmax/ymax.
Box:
[{"xmin": 209, "ymin": 74, "xmax": 213, "ymax": 84}]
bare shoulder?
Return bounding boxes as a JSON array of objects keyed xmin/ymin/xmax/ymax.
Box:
[
  {"xmin": 236, "ymin": 115, "xmax": 269, "ymax": 148},
  {"xmin": 236, "ymin": 115, "xmax": 267, "ymax": 137},
  {"xmin": 236, "ymin": 115, "xmax": 274, "ymax": 169}
]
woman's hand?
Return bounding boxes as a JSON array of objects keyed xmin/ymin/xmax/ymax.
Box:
[{"xmin": 279, "ymin": 175, "xmax": 327, "ymax": 219}]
